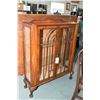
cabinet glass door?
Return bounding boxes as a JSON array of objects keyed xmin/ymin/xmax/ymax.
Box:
[{"xmin": 39, "ymin": 29, "xmax": 56, "ymax": 81}]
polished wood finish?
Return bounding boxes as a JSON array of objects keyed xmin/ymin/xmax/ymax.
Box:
[
  {"xmin": 23, "ymin": 17, "xmax": 78, "ymax": 97},
  {"xmin": 69, "ymin": 23, "xmax": 78, "ymax": 79},
  {"xmin": 18, "ymin": 14, "xmax": 78, "ymax": 75}
]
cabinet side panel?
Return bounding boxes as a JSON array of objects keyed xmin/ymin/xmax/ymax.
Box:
[
  {"xmin": 68, "ymin": 24, "xmax": 78, "ymax": 73},
  {"xmin": 24, "ymin": 26, "xmax": 31, "ymax": 82}
]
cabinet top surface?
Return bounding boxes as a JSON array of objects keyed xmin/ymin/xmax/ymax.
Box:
[
  {"xmin": 23, "ymin": 17, "xmax": 78, "ymax": 27},
  {"xmin": 24, "ymin": 21, "xmax": 77, "ymax": 26},
  {"xmin": 33, "ymin": 22, "xmax": 77, "ymax": 25}
]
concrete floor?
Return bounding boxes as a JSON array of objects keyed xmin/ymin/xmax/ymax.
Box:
[{"xmin": 18, "ymin": 63, "xmax": 82, "ymax": 100}]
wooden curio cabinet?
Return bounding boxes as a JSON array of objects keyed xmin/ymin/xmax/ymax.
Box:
[{"xmin": 23, "ymin": 17, "xmax": 78, "ymax": 97}]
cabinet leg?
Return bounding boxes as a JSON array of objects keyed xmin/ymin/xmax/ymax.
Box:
[
  {"xmin": 69, "ymin": 72, "xmax": 73, "ymax": 79},
  {"xmin": 29, "ymin": 86, "xmax": 38, "ymax": 98},
  {"xmin": 23, "ymin": 78, "xmax": 27, "ymax": 88},
  {"xmin": 24, "ymin": 84, "xmax": 27, "ymax": 88},
  {"xmin": 29, "ymin": 91, "xmax": 33, "ymax": 98},
  {"xmin": 35, "ymin": 86, "xmax": 39, "ymax": 90}
]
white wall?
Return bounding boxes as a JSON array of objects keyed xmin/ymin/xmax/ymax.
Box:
[{"xmin": 18, "ymin": 0, "xmax": 83, "ymax": 15}]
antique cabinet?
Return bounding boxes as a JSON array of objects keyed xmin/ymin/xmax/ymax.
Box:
[
  {"xmin": 23, "ymin": 17, "xmax": 78, "ymax": 97},
  {"xmin": 18, "ymin": 14, "xmax": 77, "ymax": 75}
]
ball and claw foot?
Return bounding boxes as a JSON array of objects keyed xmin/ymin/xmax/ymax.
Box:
[
  {"xmin": 69, "ymin": 73, "xmax": 73, "ymax": 79},
  {"xmin": 29, "ymin": 92, "xmax": 33, "ymax": 98},
  {"xmin": 24, "ymin": 84, "xmax": 27, "ymax": 88},
  {"xmin": 29, "ymin": 86, "xmax": 38, "ymax": 98}
]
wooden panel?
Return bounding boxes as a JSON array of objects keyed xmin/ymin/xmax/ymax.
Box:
[
  {"xmin": 31, "ymin": 25, "xmax": 40, "ymax": 85},
  {"xmin": 18, "ymin": 30, "xmax": 24, "ymax": 75},
  {"xmin": 68, "ymin": 24, "xmax": 78, "ymax": 73},
  {"xmin": 24, "ymin": 27, "xmax": 31, "ymax": 82}
]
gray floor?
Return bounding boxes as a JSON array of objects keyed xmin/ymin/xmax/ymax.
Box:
[{"xmin": 18, "ymin": 63, "xmax": 82, "ymax": 100}]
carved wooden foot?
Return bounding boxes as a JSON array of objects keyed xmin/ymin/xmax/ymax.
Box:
[
  {"xmin": 69, "ymin": 72, "xmax": 73, "ymax": 79},
  {"xmin": 24, "ymin": 84, "xmax": 27, "ymax": 88},
  {"xmin": 29, "ymin": 86, "xmax": 39, "ymax": 98},
  {"xmin": 23, "ymin": 78, "xmax": 27, "ymax": 88},
  {"xmin": 29, "ymin": 91, "xmax": 33, "ymax": 98},
  {"xmin": 35, "ymin": 86, "xmax": 39, "ymax": 90}
]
